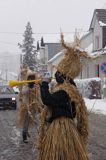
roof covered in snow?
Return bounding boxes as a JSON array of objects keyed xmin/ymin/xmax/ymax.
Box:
[
  {"xmin": 48, "ymin": 51, "xmax": 64, "ymax": 63},
  {"xmin": 45, "ymin": 43, "xmax": 62, "ymax": 60},
  {"xmin": 99, "ymin": 21, "xmax": 106, "ymax": 26},
  {"xmin": 90, "ymin": 48, "xmax": 106, "ymax": 57}
]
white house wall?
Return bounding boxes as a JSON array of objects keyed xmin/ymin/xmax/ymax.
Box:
[
  {"xmin": 39, "ymin": 46, "xmax": 48, "ymax": 64},
  {"xmin": 93, "ymin": 18, "xmax": 102, "ymax": 51},
  {"xmin": 80, "ymin": 31, "xmax": 93, "ymax": 50},
  {"xmin": 80, "ymin": 54, "xmax": 106, "ymax": 79}
]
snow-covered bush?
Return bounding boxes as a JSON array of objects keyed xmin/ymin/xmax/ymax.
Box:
[{"xmin": 75, "ymin": 77, "xmax": 101, "ymax": 99}]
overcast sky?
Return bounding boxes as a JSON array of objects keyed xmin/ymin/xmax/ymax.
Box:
[{"xmin": 0, "ymin": 0, "xmax": 106, "ymax": 53}]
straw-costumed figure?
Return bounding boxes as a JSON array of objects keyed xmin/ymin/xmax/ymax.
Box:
[
  {"xmin": 38, "ymin": 33, "xmax": 92, "ymax": 160},
  {"xmin": 18, "ymin": 69, "xmax": 42, "ymax": 128},
  {"xmin": 56, "ymin": 33, "xmax": 92, "ymax": 143}
]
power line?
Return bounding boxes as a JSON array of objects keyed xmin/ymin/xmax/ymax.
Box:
[
  {"xmin": 0, "ymin": 30, "xmax": 89, "ymax": 35},
  {"xmin": 33, "ymin": 30, "xmax": 89, "ymax": 35},
  {"xmin": 0, "ymin": 30, "xmax": 89, "ymax": 47}
]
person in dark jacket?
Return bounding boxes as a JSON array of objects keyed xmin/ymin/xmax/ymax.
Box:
[{"xmin": 40, "ymin": 71, "xmax": 76, "ymax": 123}]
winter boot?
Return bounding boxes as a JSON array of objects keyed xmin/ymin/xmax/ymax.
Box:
[{"xmin": 22, "ymin": 131, "xmax": 28, "ymax": 143}]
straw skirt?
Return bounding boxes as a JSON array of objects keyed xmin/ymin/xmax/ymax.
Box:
[{"xmin": 39, "ymin": 117, "xmax": 89, "ymax": 160}]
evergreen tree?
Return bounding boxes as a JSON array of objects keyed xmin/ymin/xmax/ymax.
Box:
[
  {"xmin": 18, "ymin": 22, "xmax": 36, "ymax": 70},
  {"xmin": 41, "ymin": 37, "xmax": 45, "ymax": 47}
]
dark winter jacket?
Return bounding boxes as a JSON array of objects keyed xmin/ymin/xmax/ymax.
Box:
[{"xmin": 40, "ymin": 81, "xmax": 76, "ymax": 123}]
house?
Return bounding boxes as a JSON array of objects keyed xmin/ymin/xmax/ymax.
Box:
[
  {"xmin": 45, "ymin": 43, "xmax": 62, "ymax": 60},
  {"xmin": 48, "ymin": 51, "xmax": 64, "ymax": 77},
  {"xmin": 38, "ymin": 42, "xmax": 62, "ymax": 74},
  {"xmin": 48, "ymin": 9, "xmax": 106, "ymax": 79},
  {"xmin": 80, "ymin": 9, "xmax": 106, "ymax": 79}
]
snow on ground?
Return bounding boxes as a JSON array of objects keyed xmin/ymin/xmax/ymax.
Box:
[{"xmin": 84, "ymin": 98, "xmax": 106, "ymax": 115}]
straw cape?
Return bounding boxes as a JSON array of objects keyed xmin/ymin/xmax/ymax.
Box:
[{"xmin": 38, "ymin": 34, "xmax": 91, "ymax": 160}]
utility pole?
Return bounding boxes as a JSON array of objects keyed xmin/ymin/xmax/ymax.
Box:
[{"xmin": 5, "ymin": 68, "xmax": 8, "ymax": 84}]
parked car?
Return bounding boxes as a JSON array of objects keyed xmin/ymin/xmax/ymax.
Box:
[{"xmin": 0, "ymin": 85, "xmax": 18, "ymax": 110}]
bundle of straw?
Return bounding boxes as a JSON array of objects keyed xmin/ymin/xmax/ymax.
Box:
[{"xmin": 39, "ymin": 117, "xmax": 88, "ymax": 160}]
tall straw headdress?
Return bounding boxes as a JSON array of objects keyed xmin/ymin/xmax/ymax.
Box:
[{"xmin": 57, "ymin": 33, "xmax": 93, "ymax": 79}]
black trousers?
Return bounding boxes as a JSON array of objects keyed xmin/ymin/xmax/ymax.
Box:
[{"xmin": 22, "ymin": 112, "xmax": 29, "ymax": 140}]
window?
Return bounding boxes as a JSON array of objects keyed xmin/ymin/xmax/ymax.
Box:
[
  {"xmin": 95, "ymin": 36, "xmax": 99, "ymax": 50},
  {"xmin": 87, "ymin": 66, "xmax": 89, "ymax": 78},
  {"xmin": 95, "ymin": 64, "xmax": 99, "ymax": 77}
]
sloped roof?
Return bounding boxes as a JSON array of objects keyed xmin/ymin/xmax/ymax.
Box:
[
  {"xmin": 45, "ymin": 43, "xmax": 62, "ymax": 60},
  {"xmin": 48, "ymin": 51, "xmax": 64, "ymax": 63},
  {"xmin": 90, "ymin": 9, "xmax": 106, "ymax": 29},
  {"xmin": 96, "ymin": 9, "xmax": 106, "ymax": 23}
]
